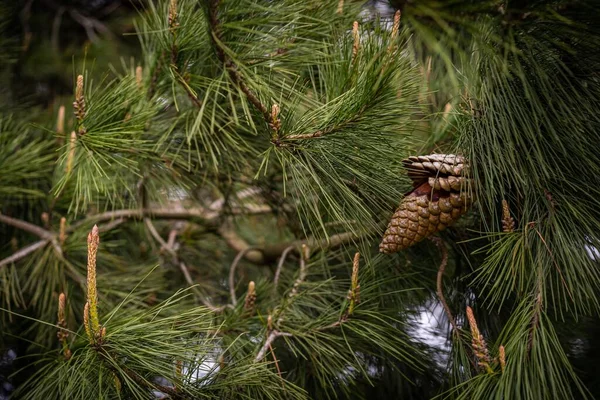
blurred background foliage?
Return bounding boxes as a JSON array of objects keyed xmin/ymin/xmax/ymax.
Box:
[{"xmin": 1, "ymin": 0, "xmax": 143, "ymax": 108}]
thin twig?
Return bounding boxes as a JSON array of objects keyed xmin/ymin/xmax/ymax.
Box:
[
  {"xmin": 176, "ymin": 73, "xmax": 203, "ymax": 108},
  {"xmin": 68, "ymin": 207, "xmax": 215, "ymax": 232},
  {"xmin": 528, "ymin": 272, "xmax": 544, "ymax": 354},
  {"xmin": 144, "ymin": 218, "xmax": 171, "ymax": 254},
  {"xmin": 218, "ymin": 224, "xmax": 265, "ymax": 264},
  {"xmin": 167, "ymin": 228, "xmax": 178, "ymax": 249},
  {"xmin": 281, "ymin": 106, "xmax": 367, "ymax": 142},
  {"xmin": 287, "ymin": 251, "xmax": 308, "ymax": 300},
  {"xmin": 50, "ymin": 238, "xmax": 63, "ymax": 258},
  {"xmin": 144, "ymin": 219, "xmax": 225, "ymax": 312},
  {"xmin": 177, "ymin": 261, "xmax": 195, "ymax": 290},
  {"xmin": 283, "ymin": 131, "xmax": 324, "ymax": 140},
  {"xmin": 51, "ymin": 6, "xmax": 65, "ymax": 53},
  {"xmin": 0, "ymin": 240, "xmax": 48, "ymax": 269},
  {"xmin": 254, "ymin": 331, "xmax": 292, "ymax": 362},
  {"xmin": 316, "ymin": 315, "xmax": 348, "ymax": 332},
  {"xmin": 430, "ymin": 237, "xmax": 459, "ymax": 334},
  {"xmin": 228, "ymin": 247, "xmax": 258, "ymax": 306},
  {"xmin": 97, "ymin": 218, "xmax": 125, "ymax": 233},
  {"xmin": 274, "ymin": 245, "xmax": 296, "ymax": 287},
  {"xmin": 68, "ymin": 205, "xmax": 270, "ymax": 233},
  {"xmin": 0, "ymin": 214, "xmax": 55, "ymax": 240},
  {"xmin": 69, "ymin": 9, "xmax": 112, "ymax": 43},
  {"xmin": 260, "ymin": 229, "xmax": 361, "ymax": 261},
  {"xmin": 532, "ymin": 226, "xmax": 573, "ymax": 302},
  {"xmin": 269, "ymin": 343, "xmax": 285, "ymax": 386},
  {"xmin": 276, "ymin": 247, "xmax": 309, "ymax": 327}
]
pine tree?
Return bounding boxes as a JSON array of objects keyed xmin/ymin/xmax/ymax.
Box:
[{"xmin": 1, "ymin": 0, "xmax": 599, "ymax": 399}]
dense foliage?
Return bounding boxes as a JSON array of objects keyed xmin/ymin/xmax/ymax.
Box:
[{"xmin": 1, "ymin": 1, "xmax": 599, "ymax": 399}]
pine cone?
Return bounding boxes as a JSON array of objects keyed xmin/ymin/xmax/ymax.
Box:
[{"xmin": 380, "ymin": 154, "xmax": 473, "ymax": 253}]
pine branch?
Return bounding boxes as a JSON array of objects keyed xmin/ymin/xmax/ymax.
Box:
[
  {"xmin": 259, "ymin": 229, "xmax": 362, "ymax": 262},
  {"xmin": 96, "ymin": 347, "xmax": 180, "ymax": 398},
  {"xmin": 282, "ymin": 105, "xmax": 367, "ymax": 142},
  {"xmin": 0, "ymin": 239, "xmax": 48, "ymax": 269},
  {"xmin": 0, "ymin": 213, "xmax": 55, "ymax": 240},
  {"xmin": 255, "ymin": 331, "xmax": 293, "ymax": 362},
  {"xmin": 207, "ymin": 0, "xmax": 271, "ymax": 122},
  {"xmin": 68, "ymin": 205, "xmax": 271, "ymax": 233},
  {"xmin": 168, "ymin": 0, "xmax": 202, "ymax": 108},
  {"xmin": 218, "ymin": 222, "xmax": 265, "ymax": 264}
]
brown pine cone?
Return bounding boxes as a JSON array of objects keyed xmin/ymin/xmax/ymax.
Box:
[{"xmin": 380, "ymin": 154, "xmax": 473, "ymax": 253}]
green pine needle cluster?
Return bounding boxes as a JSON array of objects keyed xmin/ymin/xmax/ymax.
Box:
[{"xmin": 1, "ymin": 0, "xmax": 599, "ymax": 399}]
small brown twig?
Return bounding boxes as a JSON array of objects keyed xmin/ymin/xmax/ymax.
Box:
[
  {"xmin": 316, "ymin": 315, "xmax": 349, "ymax": 332},
  {"xmin": 273, "ymin": 245, "xmax": 296, "ymax": 287},
  {"xmin": 287, "ymin": 245, "xmax": 309, "ymax": 300},
  {"xmin": 0, "ymin": 213, "xmax": 55, "ymax": 240},
  {"xmin": 269, "ymin": 342, "xmax": 285, "ymax": 386},
  {"xmin": 281, "ymin": 105, "xmax": 367, "ymax": 143},
  {"xmin": 256, "ymin": 246, "xmax": 312, "ymax": 363},
  {"xmin": 69, "ymin": 9, "xmax": 113, "ymax": 43},
  {"xmin": 527, "ymin": 282, "xmax": 544, "ymax": 354},
  {"xmin": 68, "ymin": 207, "xmax": 217, "ymax": 232},
  {"xmin": 229, "ymin": 247, "xmax": 259, "ymax": 306},
  {"xmin": 532, "ymin": 226, "xmax": 573, "ymax": 302},
  {"xmin": 144, "ymin": 219, "xmax": 225, "ymax": 312},
  {"xmin": 430, "ymin": 236, "xmax": 459, "ymax": 334},
  {"xmin": 0, "ymin": 240, "xmax": 49, "ymax": 269},
  {"xmin": 255, "ymin": 330, "xmax": 293, "ymax": 362}
]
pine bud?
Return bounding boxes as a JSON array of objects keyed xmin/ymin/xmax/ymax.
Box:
[
  {"xmin": 57, "ymin": 293, "xmax": 66, "ymax": 326},
  {"xmin": 41, "ymin": 212, "xmax": 49, "ymax": 228},
  {"xmin": 56, "ymin": 105, "xmax": 65, "ymax": 134},
  {"xmin": 501, "ymin": 199, "xmax": 515, "ymax": 232},
  {"xmin": 87, "ymin": 225, "xmax": 101, "ymax": 338},
  {"xmin": 175, "ymin": 359, "xmax": 183, "ymax": 388},
  {"xmin": 352, "ymin": 21, "xmax": 360, "ymax": 61},
  {"xmin": 83, "ymin": 302, "xmax": 93, "ymax": 343},
  {"xmin": 391, "ymin": 10, "xmax": 401, "ymax": 40},
  {"xmin": 66, "ymin": 131, "xmax": 77, "ymax": 174},
  {"xmin": 73, "ymin": 75, "xmax": 86, "ymax": 134},
  {"xmin": 59, "ymin": 217, "xmax": 67, "ymax": 246},
  {"xmin": 270, "ymin": 103, "xmax": 281, "ymax": 134},
  {"xmin": 10, "ymin": 237, "xmax": 18, "ymax": 252},
  {"xmin": 244, "ymin": 281, "xmax": 256, "ymax": 313},
  {"xmin": 136, "ymin": 66, "xmax": 143, "ymax": 88},
  {"xmin": 169, "ymin": 0, "xmax": 179, "ymax": 33},
  {"xmin": 301, "ymin": 243, "xmax": 310, "ymax": 261},
  {"xmin": 466, "ymin": 306, "xmax": 493, "ymax": 374},
  {"xmin": 113, "ymin": 372, "xmax": 122, "ymax": 393},
  {"xmin": 57, "ymin": 293, "xmax": 70, "ymax": 358},
  {"xmin": 336, "ymin": 0, "xmax": 344, "ymax": 14},
  {"xmin": 499, "ymin": 345, "xmax": 506, "ymax": 373},
  {"xmin": 347, "ymin": 252, "xmax": 361, "ymax": 316}
]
